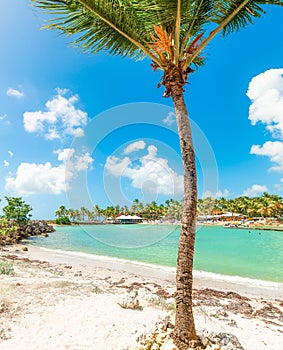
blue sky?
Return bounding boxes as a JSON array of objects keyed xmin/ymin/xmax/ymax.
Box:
[{"xmin": 1, "ymin": 1, "xmax": 283, "ymax": 219}]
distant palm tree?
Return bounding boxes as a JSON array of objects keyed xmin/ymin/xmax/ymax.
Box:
[
  {"xmin": 55, "ymin": 205, "xmax": 68, "ymax": 218},
  {"xmin": 67, "ymin": 208, "xmax": 76, "ymax": 222},
  {"xmin": 32, "ymin": 0, "xmax": 283, "ymax": 346},
  {"xmin": 80, "ymin": 206, "xmax": 88, "ymax": 221}
]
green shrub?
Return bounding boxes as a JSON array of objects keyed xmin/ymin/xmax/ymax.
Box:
[
  {"xmin": 2, "ymin": 196, "xmax": 32, "ymax": 225},
  {"xmin": 0, "ymin": 260, "xmax": 14, "ymax": 276},
  {"xmin": 0, "ymin": 218, "xmax": 18, "ymax": 236},
  {"xmin": 55, "ymin": 216, "xmax": 71, "ymax": 225}
]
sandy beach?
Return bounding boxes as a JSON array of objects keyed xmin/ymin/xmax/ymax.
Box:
[{"xmin": 0, "ymin": 245, "xmax": 282, "ymax": 350}]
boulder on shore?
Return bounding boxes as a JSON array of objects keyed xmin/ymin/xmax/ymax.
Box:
[{"xmin": 0, "ymin": 220, "xmax": 55, "ymax": 246}]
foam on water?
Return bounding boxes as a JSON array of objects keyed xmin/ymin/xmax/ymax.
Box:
[{"xmin": 36, "ymin": 246, "xmax": 282, "ymax": 291}]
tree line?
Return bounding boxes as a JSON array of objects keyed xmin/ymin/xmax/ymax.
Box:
[
  {"xmin": 55, "ymin": 192, "xmax": 283, "ymax": 224},
  {"xmin": 55, "ymin": 198, "xmax": 183, "ymax": 224}
]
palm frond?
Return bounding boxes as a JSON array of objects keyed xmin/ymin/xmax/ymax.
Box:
[
  {"xmin": 31, "ymin": 0, "xmax": 159, "ymax": 62},
  {"xmin": 183, "ymin": 0, "xmax": 283, "ymax": 68},
  {"xmin": 212, "ymin": 0, "xmax": 283, "ymax": 35},
  {"xmin": 180, "ymin": 0, "xmax": 214, "ymax": 53}
]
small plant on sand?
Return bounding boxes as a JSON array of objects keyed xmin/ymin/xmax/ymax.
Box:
[
  {"xmin": 0, "ymin": 260, "xmax": 14, "ymax": 276},
  {"xmin": 0, "ymin": 328, "xmax": 7, "ymax": 340},
  {"xmin": 148, "ymin": 296, "xmax": 176, "ymax": 312},
  {"xmin": 92, "ymin": 285, "xmax": 104, "ymax": 294}
]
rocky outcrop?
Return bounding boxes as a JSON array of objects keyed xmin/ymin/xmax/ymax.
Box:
[{"xmin": 0, "ymin": 220, "xmax": 55, "ymax": 246}]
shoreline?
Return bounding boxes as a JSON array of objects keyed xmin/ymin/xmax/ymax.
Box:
[
  {"xmin": 5, "ymin": 243, "xmax": 283, "ymax": 300},
  {"xmin": 1, "ymin": 244, "xmax": 283, "ymax": 349},
  {"xmin": 51, "ymin": 221, "xmax": 283, "ymax": 231}
]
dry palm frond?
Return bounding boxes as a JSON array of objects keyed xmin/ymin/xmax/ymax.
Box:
[
  {"xmin": 185, "ymin": 32, "xmax": 204, "ymax": 56},
  {"xmin": 148, "ymin": 25, "xmax": 174, "ymax": 62}
]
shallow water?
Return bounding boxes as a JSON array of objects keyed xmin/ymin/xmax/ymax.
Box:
[{"xmin": 28, "ymin": 224, "xmax": 283, "ymax": 283}]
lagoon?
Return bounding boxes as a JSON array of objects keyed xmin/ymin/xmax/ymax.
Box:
[{"xmin": 28, "ymin": 224, "xmax": 283, "ymax": 283}]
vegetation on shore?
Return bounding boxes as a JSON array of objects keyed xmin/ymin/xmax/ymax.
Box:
[
  {"xmin": 54, "ymin": 192, "xmax": 283, "ymax": 224},
  {"xmin": 0, "ymin": 196, "xmax": 33, "ymax": 236},
  {"xmin": 0, "ymin": 196, "xmax": 54, "ymax": 245}
]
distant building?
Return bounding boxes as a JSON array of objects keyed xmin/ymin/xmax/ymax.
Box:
[{"xmin": 115, "ymin": 214, "xmax": 143, "ymax": 224}]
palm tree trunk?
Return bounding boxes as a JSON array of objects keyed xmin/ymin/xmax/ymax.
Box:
[{"xmin": 169, "ymin": 69, "xmax": 197, "ymax": 347}]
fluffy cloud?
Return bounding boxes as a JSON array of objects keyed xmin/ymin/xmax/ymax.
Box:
[
  {"xmin": 3, "ymin": 160, "xmax": 9, "ymax": 167},
  {"xmin": 5, "ymin": 162, "xmax": 67, "ymax": 195},
  {"xmin": 123, "ymin": 141, "xmax": 146, "ymax": 154},
  {"xmin": 250, "ymin": 141, "xmax": 283, "ymax": 172},
  {"xmin": 247, "ymin": 69, "xmax": 283, "ymax": 137},
  {"xmin": 6, "ymin": 87, "xmax": 24, "ymax": 98},
  {"xmin": 105, "ymin": 144, "xmax": 183, "ymax": 195},
  {"xmin": 5, "ymin": 148, "xmax": 93, "ymax": 195},
  {"xmin": 243, "ymin": 184, "xmax": 268, "ymax": 197},
  {"xmin": 23, "ymin": 89, "xmax": 87, "ymax": 140},
  {"xmin": 105, "ymin": 156, "xmax": 131, "ymax": 177},
  {"xmin": 162, "ymin": 112, "xmax": 176, "ymax": 126},
  {"xmin": 73, "ymin": 152, "xmax": 94, "ymax": 171},
  {"xmin": 54, "ymin": 148, "xmax": 75, "ymax": 162},
  {"xmin": 248, "ymin": 69, "xmax": 283, "ymax": 188}
]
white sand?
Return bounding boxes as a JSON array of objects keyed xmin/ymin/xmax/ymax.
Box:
[{"xmin": 0, "ymin": 245, "xmax": 282, "ymax": 350}]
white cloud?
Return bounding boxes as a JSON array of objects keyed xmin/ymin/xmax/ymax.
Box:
[
  {"xmin": 202, "ymin": 189, "xmax": 230, "ymax": 199},
  {"xmin": 54, "ymin": 148, "xmax": 75, "ymax": 162},
  {"xmin": 105, "ymin": 144, "xmax": 183, "ymax": 196},
  {"xmin": 162, "ymin": 112, "xmax": 176, "ymax": 125},
  {"xmin": 243, "ymin": 184, "xmax": 268, "ymax": 197},
  {"xmin": 123, "ymin": 141, "xmax": 146, "ymax": 154},
  {"xmin": 74, "ymin": 152, "xmax": 93, "ymax": 171},
  {"xmin": 3, "ymin": 160, "xmax": 9, "ymax": 167},
  {"xmin": 5, "ymin": 148, "xmax": 93, "ymax": 195},
  {"xmin": 105, "ymin": 156, "xmax": 131, "ymax": 177},
  {"xmin": 6, "ymin": 87, "xmax": 24, "ymax": 98},
  {"xmin": 247, "ymin": 69, "xmax": 283, "ymax": 137},
  {"xmin": 5, "ymin": 162, "xmax": 67, "ymax": 195},
  {"xmin": 8, "ymin": 150, "xmax": 13, "ymax": 157},
  {"xmin": 23, "ymin": 89, "xmax": 88, "ymax": 140},
  {"xmin": 250, "ymin": 141, "xmax": 283, "ymax": 172}
]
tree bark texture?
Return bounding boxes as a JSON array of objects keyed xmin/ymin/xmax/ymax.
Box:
[{"xmin": 168, "ymin": 67, "xmax": 197, "ymax": 348}]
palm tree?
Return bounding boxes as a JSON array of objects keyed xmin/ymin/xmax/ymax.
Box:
[
  {"xmin": 67, "ymin": 208, "xmax": 76, "ymax": 222},
  {"xmin": 31, "ymin": 0, "xmax": 283, "ymax": 346},
  {"xmin": 55, "ymin": 205, "xmax": 68, "ymax": 218},
  {"xmin": 80, "ymin": 206, "xmax": 88, "ymax": 221},
  {"xmin": 131, "ymin": 198, "xmax": 141, "ymax": 214}
]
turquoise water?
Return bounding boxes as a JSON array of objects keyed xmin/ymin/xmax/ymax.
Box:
[{"xmin": 28, "ymin": 224, "xmax": 283, "ymax": 283}]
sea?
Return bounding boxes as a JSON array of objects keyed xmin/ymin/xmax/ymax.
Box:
[{"xmin": 28, "ymin": 224, "xmax": 283, "ymax": 283}]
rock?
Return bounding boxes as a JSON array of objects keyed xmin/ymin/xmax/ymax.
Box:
[
  {"xmin": 0, "ymin": 220, "xmax": 55, "ymax": 246},
  {"xmin": 22, "ymin": 246, "xmax": 28, "ymax": 251},
  {"xmin": 118, "ymin": 291, "xmax": 140, "ymax": 310},
  {"xmin": 215, "ymin": 333, "xmax": 243, "ymax": 349}
]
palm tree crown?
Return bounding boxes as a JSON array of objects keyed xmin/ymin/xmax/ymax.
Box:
[{"xmin": 32, "ymin": 1, "xmax": 282, "ymax": 96}]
